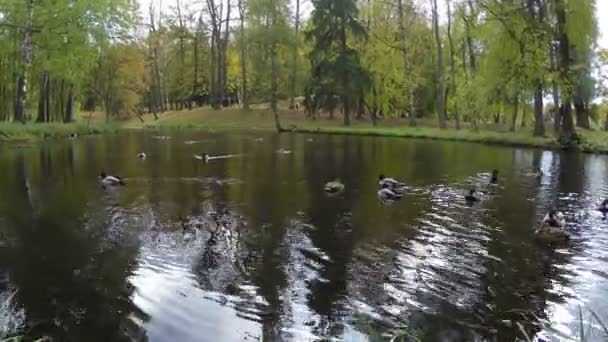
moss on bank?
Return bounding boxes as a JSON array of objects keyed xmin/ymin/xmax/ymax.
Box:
[{"xmin": 0, "ymin": 122, "xmax": 119, "ymax": 143}]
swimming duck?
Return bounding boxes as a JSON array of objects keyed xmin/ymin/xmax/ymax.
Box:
[
  {"xmin": 324, "ymin": 179, "xmax": 345, "ymax": 194},
  {"xmin": 490, "ymin": 170, "xmax": 499, "ymax": 184},
  {"xmin": 542, "ymin": 210, "xmax": 565, "ymax": 228},
  {"xmin": 378, "ymin": 183, "xmax": 403, "ymax": 201},
  {"xmin": 194, "ymin": 153, "xmax": 212, "ymax": 162},
  {"xmin": 536, "ymin": 210, "xmax": 569, "ymax": 242},
  {"xmin": 465, "ymin": 189, "xmax": 480, "ymax": 203},
  {"xmin": 600, "ymin": 200, "xmax": 608, "ymax": 218},
  {"xmin": 523, "ymin": 168, "xmax": 543, "ymax": 178},
  {"xmin": 137, "ymin": 152, "xmax": 146, "ymax": 160},
  {"xmin": 277, "ymin": 149, "xmax": 293, "ymax": 155},
  {"xmin": 70, "ymin": 133, "xmax": 78, "ymax": 139},
  {"xmin": 99, "ymin": 172, "xmax": 125, "ymax": 189},
  {"xmin": 378, "ymin": 174, "xmax": 405, "ymax": 189}
]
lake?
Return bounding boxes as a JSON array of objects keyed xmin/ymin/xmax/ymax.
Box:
[{"xmin": 0, "ymin": 131, "xmax": 607, "ymax": 341}]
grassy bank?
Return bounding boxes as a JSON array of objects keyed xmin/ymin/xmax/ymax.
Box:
[
  {"xmin": 0, "ymin": 122, "xmax": 119, "ymax": 143},
  {"xmin": 125, "ymin": 106, "xmax": 608, "ymax": 153}
]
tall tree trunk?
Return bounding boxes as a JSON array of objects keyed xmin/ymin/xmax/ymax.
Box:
[
  {"xmin": 533, "ymin": 83, "xmax": 545, "ymax": 136},
  {"xmin": 36, "ymin": 71, "xmax": 49, "ymax": 123},
  {"xmin": 340, "ymin": 20, "xmax": 350, "ymax": 126},
  {"xmin": 270, "ymin": 3, "xmax": 281, "ymax": 132},
  {"xmin": 462, "ymin": 2, "xmax": 477, "ymax": 128},
  {"xmin": 550, "ymin": 45, "xmax": 561, "ymax": 133},
  {"xmin": 554, "ymin": 0, "xmax": 576, "ymax": 143},
  {"xmin": 14, "ymin": 1, "xmax": 34, "ymax": 124},
  {"xmin": 431, "ymin": 0, "xmax": 447, "ymax": 129},
  {"xmin": 574, "ymin": 91, "xmax": 590, "ymax": 129},
  {"xmin": 220, "ymin": 0, "xmax": 231, "ymax": 106},
  {"xmin": 64, "ymin": 83, "xmax": 75, "ymax": 122},
  {"xmin": 289, "ymin": 0, "xmax": 300, "ymax": 109},
  {"xmin": 193, "ymin": 16, "xmax": 203, "ymax": 104},
  {"xmin": 446, "ymin": 0, "xmax": 459, "ymax": 129},
  {"xmin": 397, "ymin": 0, "xmax": 415, "ymax": 127},
  {"xmin": 238, "ymin": 0, "xmax": 249, "ymax": 110},
  {"xmin": 510, "ymin": 94, "xmax": 519, "ymax": 132}
]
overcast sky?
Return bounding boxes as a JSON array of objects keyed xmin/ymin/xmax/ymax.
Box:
[{"xmin": 137, "ymin": 0, "xmax": 608, "ymax": 49}]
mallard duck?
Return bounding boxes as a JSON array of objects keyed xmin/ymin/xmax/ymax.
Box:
[
  {"xmin": 535, "ymin": 226, "xmax": 570, "ymax": 242},
  {"xmin": 99, "ymin": 172, "xmax": 125, "ymax": 189},
  {"xmin": 599, "ymin": 200, "xmax": 608, "ymax": 218},
  {"xmin": 378, "ymin": 183, "xmax": 403, "ymax": 201},
  {"xmin": 490, "ymin": 169, "xmax": 499, "ymax": 184},
  {"xmin": 378, "ymin": 174, "xmax": 405, "ymax": 189},
  {"xmin": 465, "ymin": 189, "xmax": 480, "ymax": 203},
  {"xmin": 277, "ymin": 149, "xmax": 293, "ymax": 155},
  {"xmin": 523, "ymin": 168, "xmax": 543, "ymax": 178},
  {"xmin": 194, "ymin": 153, "xmax": 212, "ymax": 162},
  {"xmin": 324, "ymin": 179, "xmax": 344, "ymax": 194},
  {"xmin": 137, "ymin": 152, "xmax": 146, "ymax": 160},
  {"xmin": 542, "ymin": 210, "xmax": 565, "ymax": 228},
  {"xmin": 535, "ymin": 210, "xmax": 569, "ymax": 242}
]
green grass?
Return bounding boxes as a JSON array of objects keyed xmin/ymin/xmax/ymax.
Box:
[
  {"xmin": 0, "ymin": 122, "xmax": 119, "ymax": 143},
  {"xmin": 126, "ymin": 106, "xmax": 608, "ymax": 153}
]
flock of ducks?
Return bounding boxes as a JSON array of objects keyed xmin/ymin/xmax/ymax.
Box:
[
  {"xmin": 100, "ymin": 147, "xmax": 602, "ymax": 246},
  {"xmin": 323, "ymin": 168, "xmax": 605, "ymax": 245}
]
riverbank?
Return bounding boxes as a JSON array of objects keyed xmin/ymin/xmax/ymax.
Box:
[
  {"xmin": 126, "ymin": 107, "xmax": 608, "ymax": 153},
  {"xmin": 0, "ymin": 122, "xmax": 119, "ymax": 143}
]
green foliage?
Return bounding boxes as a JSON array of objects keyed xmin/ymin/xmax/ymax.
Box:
[{"xmin": 306, "ymin": 0, "xmax": 371, "ymax": 118}]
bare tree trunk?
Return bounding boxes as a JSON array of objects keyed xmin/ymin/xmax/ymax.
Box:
[
  {"xmin": 510, "ymin": 94, "xmax": 519, "ymax": 132},
  {"xmin": 397, "ymin": 0, "xmax": 415, "ymax": 127},
  {"xmin": 431, "ymin": 0, "xmax": 447, "ymax": 129},
  {"xmin": 550, "ymin": 45, "xmax": 561, "ymax": 133},
  {"xmin": 289, "ymin": 0, "xmax": 300, "ymax": 109},
  {"xmin": 238, "ymin": 0, "xmax": 249, "ymax": 110},
  {"xmin": 14, "ymin": 0, "xmax": 34, "ymax": 124},
  {"xmin": 533, "ymin": 84, "xmax": 545, "ymax": 135},
  {"xmin": 270, "ymin": 1, "xmax": 281, "ymax": 132},
  {"xmin": 64, "ymin": 83, "xmax": 75, "ymax": 122},
  {"xmin": 446, "ymin": 0, "xmax": 459, "ymax": 129},
  {"xmin": 554, "ymin": 0, "xmax": 576, "ymax": 142},
  {"xmin": 220, "ymin": 0, "xmax": 231, "ymax": 106},
  {"xmin": 463, "ymin": 1, "xmax": 477, "ymax": 129},
  {"xmin": 36, "ymin": 71, "xmax": 49, "ymax": 123}
]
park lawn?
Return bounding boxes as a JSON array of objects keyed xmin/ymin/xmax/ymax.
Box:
[
  {"xmin": 3, "ymin": 106, "xmax": 608, "ymax": 153},
  {"xmin": 0, "ymin": 122, "xmax": 119, "ymax": 143},
  {"xmin": 128, "ymin": 106, "xmax": 603, "ymax": 152}
]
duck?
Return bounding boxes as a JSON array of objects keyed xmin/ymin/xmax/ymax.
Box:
[
  {"xmin": 599, "ymin": 199, "xmax": 608, "ymax": 217},
  {"xmin": 99, "ymin": 172, "xmax": 125, "ymax": 189},
  {"xmin": 137, "ymin": 152, "xmax": 146, "ymax": 160},
  {"xmin": 324, "ymin": 178, "xmax": 345, "ymax": 194},
  {"xmin": 277, "ymin": 149, "xmax": 293, "ymax": 155},
  {"xmin": 536, "ymin": 210, "xmax": 569, "ymax": 242},
  {"xmin": 194, "ymin": 153, "xmax": 212, "ymax": 162},
  {"xmin": 542, "ymin": 210, "xmax": 565, "ymax": 228},
  {"xmin": 378, "ymin": 174, "xmax": 406, "ymax": 189},
  {"xmin": 490, "ymin": 169, "xmax": 499, "ymax": 184},
  {"xmin": 378, "ymin": 183, "xmax": 403, "ymax": 201},
  {"xmin": 70, "ymin": 133, "xmax": 78, "ymax": 139},
  {"xmin": 523, "ymin": 168, "xmax": 543, "ymax": 178},
  {"xmin": 465, "ymin": 189, "xmax": 480, "ymax": 204}
]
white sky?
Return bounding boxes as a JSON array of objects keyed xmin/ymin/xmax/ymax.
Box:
[{"xmin": 137, "ymin": 0, "xmax": 608, "ymax": 49}]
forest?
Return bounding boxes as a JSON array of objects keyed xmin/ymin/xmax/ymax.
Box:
[{"xmin": 0, "ymin": 0, "xmax": 606, "ymax": 145}]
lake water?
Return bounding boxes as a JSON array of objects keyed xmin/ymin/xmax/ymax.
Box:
[{"xmin": 0, "ymin": 131, "xmax": 607, "ymax": 341}]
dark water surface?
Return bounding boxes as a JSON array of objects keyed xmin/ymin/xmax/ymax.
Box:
[{"xmin": 0, "ymin": 131, "xmax": 607, "ymax": 341}]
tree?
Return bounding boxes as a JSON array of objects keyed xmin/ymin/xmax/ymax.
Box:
[
  {"xmin": 306, "ymin": 0, "xmax": 371, "ymax": 126},
  {"xmin": 430, "ymin": 0, "xmax": 447, "ymax": 129}
]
